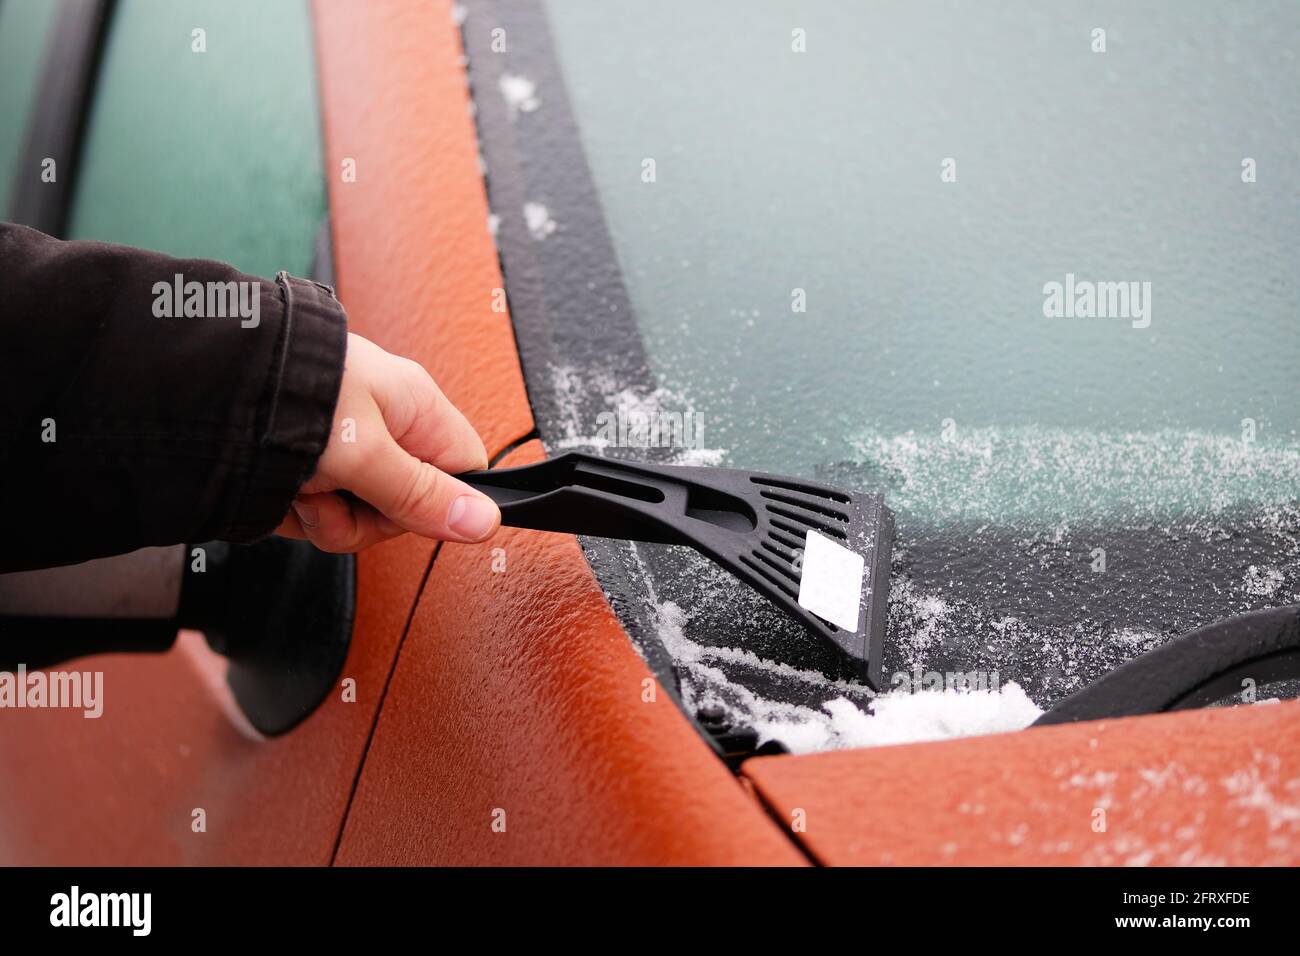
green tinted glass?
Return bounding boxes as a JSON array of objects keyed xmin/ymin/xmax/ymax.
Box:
[
  {"xmin": 68, "ymin": 0, "xmax": 326, "ymax": 278},
  {"xmin": 0, "ymin": 0, "xmax": 61, "ymax": 213},
  {"xmin": 546, "ymin": 0, "xmax": 1300, "ymax": 530}
]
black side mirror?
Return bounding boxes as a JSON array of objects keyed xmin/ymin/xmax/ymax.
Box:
[{"xmin": 0, "ymin": 538, "xmax": 354, "ymax": 735}]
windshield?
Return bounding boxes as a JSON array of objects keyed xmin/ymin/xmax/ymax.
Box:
[{"xmin": 469, "ymin": 0, "xmax": 1300, "ymax": 752}]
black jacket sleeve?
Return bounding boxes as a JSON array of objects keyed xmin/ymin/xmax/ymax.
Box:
[{"xmin": 0, "ymin": 223, "xmax": 347, "ymax": 572}]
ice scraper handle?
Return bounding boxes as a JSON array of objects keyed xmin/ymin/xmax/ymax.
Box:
[{"xmin": 456, "ymin": 452, "xmax": 741, "ymax": 546}]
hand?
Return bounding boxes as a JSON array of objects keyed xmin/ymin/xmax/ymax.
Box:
[{"xmin": 275, "ymin": 332, "xmax": 501, "ymax": 551}]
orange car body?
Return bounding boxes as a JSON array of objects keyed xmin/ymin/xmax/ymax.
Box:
[{"xmin": 1, "ymin": 0, "xmax": 1296, "ymax": 867}]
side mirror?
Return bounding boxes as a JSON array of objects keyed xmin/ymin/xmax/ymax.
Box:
[{"xmin": 0, "ymin": 538, "xmax": 354, "ymax": 735}]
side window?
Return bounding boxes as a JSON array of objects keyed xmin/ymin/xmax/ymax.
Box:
[
  {"xmin": 0, "ymin": 0, "xmax": 62, "ymax": 216},
  {"xmin": 66, "ymin": 0, "xmax": 327, "ymax": 277}
]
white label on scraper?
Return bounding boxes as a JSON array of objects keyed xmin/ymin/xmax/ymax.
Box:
[{"xmin": 797, "ymin": 530, "xmax": 864, "ymax": 632}]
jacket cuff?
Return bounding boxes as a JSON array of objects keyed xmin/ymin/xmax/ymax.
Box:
[{"xmin": 225, "ymin": 273, "xmax": 348, "ymax": 541}]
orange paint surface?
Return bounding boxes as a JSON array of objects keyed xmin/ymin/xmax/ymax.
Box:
[
  {"xmin": 313, "ymin": 0, "xmax": 534, "ymax": 461},
  {"xmin": 335, "ymin": 441, "xmax": 808, "ymax": 866},
  {"xmin": 744, "ymin": 699, "xmax": 1300, "ymax": 865}
]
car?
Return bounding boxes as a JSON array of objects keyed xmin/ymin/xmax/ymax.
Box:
[{"xmin": 1, "ymin": 0, "xmax": 1297, "ymax": 867}]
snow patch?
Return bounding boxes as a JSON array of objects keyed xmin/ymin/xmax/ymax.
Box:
[
  {"xmin": 831, "ymin": 683, "xmax": 1042, "ymax": 748},
  {"xmin": 548, "ymin": 365, "xmax": 728, "ymax": 465},
  {"xmin": 498, "ymin": 73, "xmax": 540, "ymax": 117},
  {"xmin": 851, "ymin": 426, "xmax": 1300, "ymax": 526},
  {"xmin": 1221, "ymin": 755, "xmax": 1300, "ymax": 830},
  {"xmin": 654, "ymin": 599, "xmax": 1041, "ymax": 753},
  {"xmin": 1243, "ymin": 564, "xmax": 1284, "ymax": 597},
  {"xmin": 523, "ymin": 202, "xmax": 556, "ymax": 240}
]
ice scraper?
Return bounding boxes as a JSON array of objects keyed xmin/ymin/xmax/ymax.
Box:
[{"xmin": 459, "ymin": 451, "xmax": 894, "ymax": 688}]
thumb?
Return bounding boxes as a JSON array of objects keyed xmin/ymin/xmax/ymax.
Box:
[{"xmin": 349, "ymin": 434, "xmax": 500, "ymax": 543}]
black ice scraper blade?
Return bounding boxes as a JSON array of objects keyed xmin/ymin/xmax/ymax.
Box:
[{"xmin": 458, "ymin": 451, "xmax": 894, "ymax": 688}]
